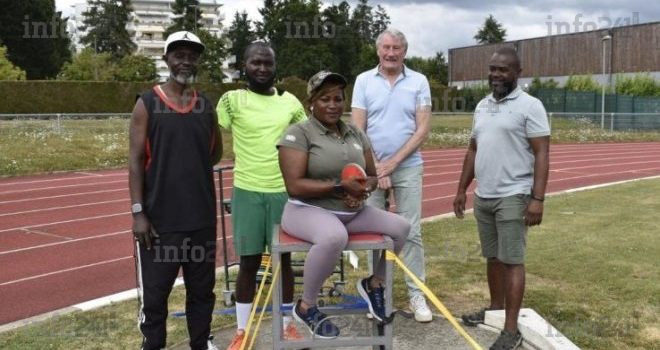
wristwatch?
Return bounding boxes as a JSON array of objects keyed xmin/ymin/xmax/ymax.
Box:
[
  {"xmin": 333, "ymin": 180, "xmax": 346, "ymax": 196},
  {"xmin": 131, "ymin": 203, "xmax": 143, "ymax": 214},
  {"xmin": 530, "ymin": 195, "xmax": 545, "ymax": 202}
]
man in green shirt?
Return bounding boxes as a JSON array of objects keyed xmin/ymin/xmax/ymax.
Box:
[{"xmin": 216, "ymin": 42, "xmax": 307, "ymax": 350}]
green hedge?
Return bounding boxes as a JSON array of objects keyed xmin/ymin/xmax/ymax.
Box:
[{"xmin": 0, "ymin": 80, "xmax": 457, "ymax": 114}]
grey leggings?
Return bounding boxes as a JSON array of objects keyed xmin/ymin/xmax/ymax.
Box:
[{"xmin": 281, "ymin": 202, "xmax": 410, "ymax": 307}]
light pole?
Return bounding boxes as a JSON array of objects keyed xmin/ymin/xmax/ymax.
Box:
[
  {"xmin": 601, "ymin": 34, "xmax": 611, "ymax": 129},
  {"xmin": 190, "ymin": 5, "xmax": 198, "ymax": 33}
]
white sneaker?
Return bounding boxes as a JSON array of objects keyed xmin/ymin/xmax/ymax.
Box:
[
  {"xmin": 207, "ymin": 335, "xmax": 220, "ymax": 350},
  {"xmin": 409, "ymin": 295, "xmax": 433, "ymax": 323}
]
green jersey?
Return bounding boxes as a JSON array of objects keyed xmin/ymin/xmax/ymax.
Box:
[{"xmin": 217, "ymin": 88, "xmax": 307, "ymax": 192}]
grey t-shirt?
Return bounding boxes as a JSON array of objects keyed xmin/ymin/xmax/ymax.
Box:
[
  {"xmin": 471, "ymin": 87, "xmax": 550, "ymax": 198},
  {"xmin": 277, "ymin": 117, "xmax": 372, "ymax": 212}
]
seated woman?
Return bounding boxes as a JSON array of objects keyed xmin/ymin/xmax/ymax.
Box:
[{"xmin": 277, "ymin": 71, "xmax": 411, "ymax": 339}]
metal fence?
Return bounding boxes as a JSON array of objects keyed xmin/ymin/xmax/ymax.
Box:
[
  {"xmin": 536, "ymin": 88, "xmax": 660, "ymax": 114},
  {"xmin": 1, "ymin": 112, "xmax": 659, "ymax": 134}
]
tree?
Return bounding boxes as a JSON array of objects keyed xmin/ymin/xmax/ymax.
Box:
[
  {"xmin": 404, "ymin": 52, "xmax": 448, "ymax": 85},
  {"xmin": 528, "ymin": 77, "xmax": 559, "ymax": 96},
  {"xmin": 196, "ymin": 29, "xmax": 227, "ymax": 83},
  {"xmin": 564, "ymin": 74, "xmax": 600, "ymax": 92},
  {"xmin": 80, "ymin": 0, "xmax": 136, "ymax": 61},
  {"xmin": 474, "ymin": 14, "xmax": 507, "ymax": 44},
  {"xmin": 371, "ymin": 5, "xmax": 390, "ymax": 42},
  {"xmin": 57, "ymin": 49, "xmax": 117, "ymax": 81},
  {"xmin": 117, "ymin": 55, "xmax": 157, "ymax": 82},
  {"xmin": 165, "ymin": 0, "xmax": 204, "ymax": 36},
  {"xmin": 615, "ymin": 73, "xmax": 660, "ymax": 96},
  {"xmin": 0, "ymin": 46, "xmax": 26, "ymax": 80},
  {"xmin": 0, "ymin": 0, "xmax": 72, "ymax": 79},
  {"xmin": 226, "ymin": 11, "xmax": 256, "ymax": 79}
]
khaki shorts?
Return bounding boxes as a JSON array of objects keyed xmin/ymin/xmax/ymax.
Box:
[
  {"xmin": 474, "ymin": 194, "xmax": 530, "ymax": 264},
  {"xmin": 231, "ymin": 186, "xmax": 287, "ymax": 256}
]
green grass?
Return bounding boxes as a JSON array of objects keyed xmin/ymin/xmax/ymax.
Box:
[
  {"xmin": 1, "ymin": 179, "xmax": 658, "ymax": 349},
  {"xmin": 1, "ymin": 115, "xmax": 659, "ymax": 177}
]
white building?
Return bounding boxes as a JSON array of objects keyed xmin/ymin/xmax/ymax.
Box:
[{"xmin": 68, "ymin": 0, "xmax": 236, "ymax": 82}]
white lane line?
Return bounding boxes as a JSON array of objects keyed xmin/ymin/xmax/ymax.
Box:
[
  {"xmin": 0, "ymin": 188, "xmax": 126, "ymax": 205},
  {"xmin": 422, "ymin": 167, "xmax": 660, "ymax": 194},
  {"xmin": 0, "ymin": 230, "xmax": 131, "ymax": 255},
  {"xmin": 0, "ymin": 180, "xmax": 126, "ymax": 195},
  {"xmin": 0, "ymin": 212, "xmax": 127, "ymax": 234},
  {"xmin": 74, "ymin": 172, "xmax": 107, "ymax": 177},
  {"xmin": 0, "ymin": 199, "xmax": 126, "ymax": 218},
  {"xmin": 20, "ymin": 229, "xmax": 72, "ymax": 241},
  {"xmin": 0, "ymin": 172, "xmax": 126, "ymax": 187},
  {"xmin": 0, "ymin": 256, "xmax": 131, "ymax": 287}
]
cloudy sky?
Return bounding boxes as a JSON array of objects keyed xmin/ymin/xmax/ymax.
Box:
[{"xmin": 56, "ymin": 0, "xmax": 659, "ymax": 58}]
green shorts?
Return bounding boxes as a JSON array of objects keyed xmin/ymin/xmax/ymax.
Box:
[
  {"xmin": 231, "ymin": 186, "xmax": 287, "ymax": 256},
  {"xmin": 474, "ymin": 194, "xmax": 530, "ymax": 265}
]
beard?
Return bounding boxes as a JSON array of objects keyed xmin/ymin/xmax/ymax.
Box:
[
  {"xmin": 170, "ymin": 69, "xmax": 196, "ymax": 85},
  {"xmin": 489, "ymin": 77, "xmax": 516, "ymax": 98},
  {"xmin": 246, "ymin": 73, "xmax": 275, "ymax": 91}
]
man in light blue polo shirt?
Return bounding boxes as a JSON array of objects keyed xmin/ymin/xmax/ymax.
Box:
[
  {"xmin": 351, "ymin": 28, "xmax": 433, "ymax": 323},
  {"xmin": 453, "ymin": 47, "xmax": 550, "ymax": 350}
]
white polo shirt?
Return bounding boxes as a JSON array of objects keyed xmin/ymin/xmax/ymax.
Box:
[
  {"xmin": 471, "ymin": 86, "xmax": 550, "ymax": 198},
  {"xmin": 351, "ymin": 65, "xmax": 431, "ymax": 168}
]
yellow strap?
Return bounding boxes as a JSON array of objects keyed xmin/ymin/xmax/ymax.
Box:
[
  {"xmin": 248, "ymin": 261, "xmax": 281, "ymax": 350},
  {"xmin": 239, "ymin": 256, "xmax": 272, "ymax": 350},
  {"xmin": 385, "ymin": 250, "xmax": 484, "ymax": 350}
]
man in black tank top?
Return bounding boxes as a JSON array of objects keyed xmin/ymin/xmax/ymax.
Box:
[{"xmin": 128, "ymin": 31, "xmax": 222, "ymax": 350}]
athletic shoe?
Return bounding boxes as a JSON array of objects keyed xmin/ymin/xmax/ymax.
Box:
[
  {"xmin": 409, "ymin": 294, "xmax": 433, "ymax": 323},
  {"xmin": 292, "ymin": 300, "xmax": 340, "ymax": 339},
  {"xmin": 207, "ymin": 335, "xmax": 220, "ymax": 350},
  {"xmin": 461, "ymin": 307, "xmax": 487, "ymax": 326},
  {"xmin": 356, "ymin": 276, "xmax": 386, "ymax": 322},
  {"xmin": 225, "ymin": 331, "xmax": 246, "ymax": 350},
  {"xmin": 282, "ymin": 323, "xmax": 304, "ymax": 340},
  {"xmin": 489, "ymin": 329, "xmax": 522, "ymax": 350}
]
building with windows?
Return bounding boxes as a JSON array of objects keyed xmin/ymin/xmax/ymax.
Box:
[{"xmin": 68, "ymin": 0, "xmax": 236, "ymax": 82}]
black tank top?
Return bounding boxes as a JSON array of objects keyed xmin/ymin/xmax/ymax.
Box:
[{"xmin": 140, "ymin": 86, "xmax": 217, "ymax": 233}]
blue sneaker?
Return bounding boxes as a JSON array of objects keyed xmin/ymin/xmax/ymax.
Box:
[
  {"xmin": 292, "ymin": 300, "xmax": 340, "ymax": 339},
  {"xmin": 357, "ymin": 276, "xmax": 386, "ymax": 322}
]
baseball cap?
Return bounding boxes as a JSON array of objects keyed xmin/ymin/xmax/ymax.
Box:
[
  {"xmin": 164, "ymin": 31, "xmax": 205, "ymax": 54},
  {"xmin": 307, "ymin": 71, "xmax": 347, "ymax": 97}
]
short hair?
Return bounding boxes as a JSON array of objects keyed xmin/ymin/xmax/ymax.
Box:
[
  {"xmin": 243, "ymin": 41, "xmax": 275, "ymax": 62},
  {"xmin": 376, "ymin": 28, "xmax": 408, "ymax": 51},
  {"xmin": 493, "ymin": 46, "xmax": 521, "ymax": 69}
]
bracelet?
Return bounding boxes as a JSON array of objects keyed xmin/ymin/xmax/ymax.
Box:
[{"xmin": 530, "ymin": 195, "xmax": 545, "ymax": 202}]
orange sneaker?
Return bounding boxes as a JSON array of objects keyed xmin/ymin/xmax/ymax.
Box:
[
  {"xmin": 226, "ymin": 331, "xmax": 247, "ymax": 350},
  {"xmin": 283, "ymin": 324, "xmax": 304, "ymax": 340}
]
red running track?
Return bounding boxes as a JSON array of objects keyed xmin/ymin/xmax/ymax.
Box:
[{"xmin": 1, "ymin": 142, "xmax": 659, "ymax": 326}]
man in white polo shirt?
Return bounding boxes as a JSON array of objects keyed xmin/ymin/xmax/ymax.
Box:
[
  {"xmin": 351, "ymin": 28, "xmax": 433, "ymax": 323},
  {"xmin": 453, "ymin": 47, "xmax": 550, "ymax": 350}
]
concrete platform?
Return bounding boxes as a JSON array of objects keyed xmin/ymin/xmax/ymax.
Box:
[{"xmin": 170, "ymin": 312, "xmax": 501, "ymax": 350}]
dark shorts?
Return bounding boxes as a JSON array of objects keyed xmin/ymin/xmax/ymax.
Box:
[
  {"xmin": 231, "ymin": 186, "xmax": 287, "ymax": 256},
  {"xmin": 474, "ymin": 194, "xmax": 530, "ymax": 264}
]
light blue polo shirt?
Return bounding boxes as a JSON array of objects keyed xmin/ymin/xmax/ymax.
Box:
[
  {"xmin": 471, "ymin": 86, "xmax": 550, "ymax": 198},
  {"xmin": 351, "ymin": 65, "xmax": 431, "ymax": 168}
]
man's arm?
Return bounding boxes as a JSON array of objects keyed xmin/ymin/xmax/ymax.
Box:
[
  {"xmin": 453, "ymin": 138, "xmax": 477, "ymax": 219},
  {"xmin": 352, "ymin": 107, "xmax": 392, "ymax": 189},
  {"xmin": 128, "ymin": 99, "xmax": 158, "ymax": 249},
  {"xmin": 210, "ymin": 109, "xmax": 222, "ymax": 164},
  {"xmin": 378, "ymin": 104, "xmax": 431, "ymax": 178},
  {"xmin": 525, "ymin": 136, "xmax": 550, "ymax": 226}
]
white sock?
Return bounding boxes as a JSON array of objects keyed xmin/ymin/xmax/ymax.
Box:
[
  {"xmin": 282, "ymin": 303, "xmax": 294, "ymax": 329},
  {"xmin": 235, "ymin": 302, "xmax": 253, "ymax": 332}
]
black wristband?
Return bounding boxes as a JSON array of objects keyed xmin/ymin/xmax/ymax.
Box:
[
  {"xmin": 531, "ymin": 194, "xmax": 545, "ymax": 202},
  {"xmin": 333, "ymin": 180, "xmax": 346, "ymax": 196}
]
